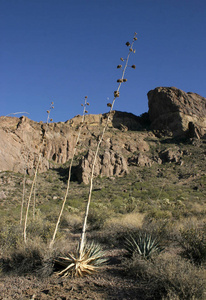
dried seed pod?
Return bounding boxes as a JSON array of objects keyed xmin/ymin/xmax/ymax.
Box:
[
  {"xmin": 114, "ymin": 91, "xmax": 120, "ymax": 97},
  {"xmin": 134, "ymin": 37, "xmax": 138, "ymax": 41},
  {"xmin": 131, "ymin": 65, "xmax": 136, "ymax": 69},
  {"xmin": 86, "ymin": 102, "xmax": 90, "ymax": 105},
  {"xmin": 133, "ymin": 49, "xmax": 136, "ymax": 54},
  {"xmin": 85, "ymin": 110, "xmax": 88, "ymax": 113},
  {"xmin": 107, "ymin": 103, "xmax": 112, "ymax": 107},
  {"xmin": 51, "ymin": 102, "xmax": 54, "ymax": 105},
  {"xmin": 117, "ymin": 64, "xmax": 122, "ymax": 69},
  {"xmin": 81, "ymin": 104, "xmax": 84, "ymax": 106},
  {"xmin": 120, "ymin": 57, "xmax": 124, "ymax": 61},
  {"xmin": 50, "ymin": 119, "xmax": 53, "ymax": 122},
  {"xmin": 126, "ymin": 42, "xmax": 130, "ymax": 46},
  {"xmin": 85, "ymin": 96, "xmax": 88, "ymax": 99},
  {"xmin": 123, "ymin": 78, "xmax": 127, "ymax": 82},
  {"xmin": 129, "ymin": 48, "xmax": 133, "ymax": 52},
  {"xmin": 117, "ymin": 79, "xmax": 123, "ymax": 83},
  {"xmin": 47, "ymin": 110, "xmax": 50, "ymax": 113}
]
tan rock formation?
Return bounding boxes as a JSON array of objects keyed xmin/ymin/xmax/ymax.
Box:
[
  {"xmin": 148, "ymin": 87, "xmax": 206, "ymax": 138},
  {"xmin": 0, "ymin": 111, "xmax": 149, "ymax": 180},
  {"xmin": 77, "ymin": 149, "xmax": 129, "ymax": 184}
]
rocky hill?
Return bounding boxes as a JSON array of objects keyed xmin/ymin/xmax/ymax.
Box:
[{"xmin": 0, "ymin": 87, "xmax": 206, "ymax": 184}]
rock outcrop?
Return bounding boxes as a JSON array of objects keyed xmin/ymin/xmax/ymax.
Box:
[
  {"xmin": 1, "ymin": 87, "xmax": 205, "ymax": 182},
  {"xmin": 0, "ymin": 111, "xmax": 149, "ymax": 179},
  {"xmin": 76, "ymin": 149, "xmax": 128, "ymax": 184},
  {"xmin": 148, "ymin": 87, "xmax": 206, "ymax": 138}
]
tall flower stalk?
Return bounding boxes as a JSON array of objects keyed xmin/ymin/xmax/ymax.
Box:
[
  {"xmin": 55, "ymin": 33, "xmax": 137, "ymax": 277},
  {"xmin": 46, "ymin": 102, "xmax": 54, "ymax": 124},
  {"xmin": 23, "ymin": 102, "xmax": 54, "ymax": 243},
  {"xmin": 78, "ymin": 33, "xmax": 137, "ymax": 258},
  {"xmin": 49, "ymin": 97, "xmax": 89, "ymax": 249},
  {"xmin": 23, "ymin": 153, "xmax": 41, "ymax": 243},
  {"xmin": 20, "ymin": 160, "xmax": 27, "ymax": 225}
]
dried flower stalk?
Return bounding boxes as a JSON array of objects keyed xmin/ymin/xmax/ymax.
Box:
[
  {"xmin": 23, "ymin": 153, "xmax": 41, "ymax": 243},
  {"xmin": 49, "ymin": 97, "xmax": 89, "ymax": 249},
  {"xmin": 78, "ymin": 32, "xmax": 137, "ymax": 258}
]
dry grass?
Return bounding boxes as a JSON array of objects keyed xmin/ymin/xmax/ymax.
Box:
[
  {"xmin": 124, "ymin": 252, "xmax": 206, "ymax": 299},
  {"xmin": 105, "ymin": 212, "xmax": 145, "ymax": 229}
]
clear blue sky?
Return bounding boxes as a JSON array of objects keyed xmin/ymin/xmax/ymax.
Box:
[{"xmin": 1, "ymin": 0, "xmax": 206, "ymax": 122}]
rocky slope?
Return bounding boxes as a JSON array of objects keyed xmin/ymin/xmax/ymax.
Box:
[{"xmin": 0, "ymin": 87, "xmax": 205, "ymax": 183}]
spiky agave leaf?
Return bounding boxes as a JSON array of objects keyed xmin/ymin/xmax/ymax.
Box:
[
  {"xmin": 55, "ymin": 241, "xmax": 108, "ymax": 277},
  {"xmin": 124, "ymin": 232, "xmax": 164, "ymax": 259}
]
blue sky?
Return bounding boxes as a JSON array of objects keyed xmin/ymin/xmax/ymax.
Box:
[{"xmin": 1, "ymin": 0, "xmax": 206, "ymax": 122}]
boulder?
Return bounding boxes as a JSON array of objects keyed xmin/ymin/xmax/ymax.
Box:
[
  {"xmin": 148, "ymin": 87, "xmax": 206, "ymax": 138},
  {"xmin": 159, "ymin": 148, "xmax": 182, "ymax": 163},
  {"xmin": 128, "ymin": 153, "xmax": 153, "ymax": 167}
]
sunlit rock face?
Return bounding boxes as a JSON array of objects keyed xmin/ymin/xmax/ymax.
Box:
[{"xmin": 148, "ymin": 87, "xmax": 206, "ymax": 138}]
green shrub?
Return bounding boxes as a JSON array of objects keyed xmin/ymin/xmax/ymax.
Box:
[
  {"xmin": 0, "ymin": 223, "xmax": 23, "ymax": 251},
  {"xmin": 88, "ymin": 206, "xmax": 109, "ymax": 230},
  {"xmin": 27, "ymin": 219, "xmax": 55, "ymax": 242}
]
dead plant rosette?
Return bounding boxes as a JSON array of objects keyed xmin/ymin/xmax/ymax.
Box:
[{"xmin": 55, "ymin": 241, "xmax": 108, "ymax": 277}]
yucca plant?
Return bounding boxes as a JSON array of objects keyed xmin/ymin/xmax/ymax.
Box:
[
  {"xmin": 78, "ymin": 32, "xmax": 138, "ymax": 259},
  {"xmin": 55, "ymin": 33, "xmax": 137, "ymax": 277},
  {"xmin": 124, "ymin": 232, "xmax": 164, "ymax": 259},
  {"xmin": 55, "ymin": 241, "xmax": 107, "ymax": 277}
]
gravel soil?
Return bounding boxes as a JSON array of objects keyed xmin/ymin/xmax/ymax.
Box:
[{"xmin": 0, "ymin": 249, "xmax": 147, "ymax": 300}]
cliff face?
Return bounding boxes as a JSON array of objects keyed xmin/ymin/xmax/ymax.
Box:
[
  {"xmin": 1, "ymin": 87, "xmax": 206, "ymax": 183},
  {"xmin": 0, "ymin": 111, "xmax": 147, "ymax": 179},
  {"xmin": 148, "ymin": 87, "xmax": 206, "ymax": 138}
]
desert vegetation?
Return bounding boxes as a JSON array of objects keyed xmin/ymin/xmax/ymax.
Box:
[{"xmin": 0, "ymin": 33, "xmax": 206, "ymax": 299}]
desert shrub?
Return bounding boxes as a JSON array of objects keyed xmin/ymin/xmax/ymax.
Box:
[
  {"xmin": 0, "ymin": 222, "xmax": 23, "ymax": 251},
  {"xmin": 1, "ymin": 238, "xmax": 54, "ymax": 276},
  {"xmin": 27, "ymin": 219, "xmax": 55, "ymax": 242},
  {"xmin": 124, "ymin": 253, "xmax": 206, "ymax": 299},
  {"xmin": 146, "ymin": 208, "xmax": 172, "ymax": 220},
  {"xmin": 95, "ymin": 213, "xmax": 145, "ymax": 246},
  {"xmin": 87, "ymin": 205, "xmax": 109, "ymax": 230},
  {"xmin": 178, "ymin": 222, "xmax": 206, "ymax": 265},
  {"xmin": 59, "ymin": 213, "xmax": 82, "ymax": 232},
  {"xmin": 142, "ymin": 217, "xmax": 174, "ymax": 244}
]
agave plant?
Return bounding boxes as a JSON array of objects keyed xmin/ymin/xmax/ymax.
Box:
[
  {"xmin": 55, "ymin": 241, "xmax": 107, "ymax": 277},
  {"xmin": 124, "ymin": 232, "xmax": 164, "ymax": 259}
]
